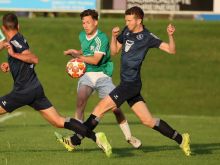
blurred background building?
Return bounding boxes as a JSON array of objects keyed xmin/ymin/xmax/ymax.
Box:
[{"xmin": 0, "ymin": 0, "xmax": 220, "ymax": 20}]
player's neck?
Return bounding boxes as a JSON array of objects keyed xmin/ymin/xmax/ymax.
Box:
[
  {"xmin": 132, "ymin": 24, "xmax": 144, "ymax": 33},
  {"xmin": 86, "ymin": 29, "xmax": 98, "ymax": 39},
  {"xmin": 6, "ymin": 30, "xmax": 18, "ymax": 41}
]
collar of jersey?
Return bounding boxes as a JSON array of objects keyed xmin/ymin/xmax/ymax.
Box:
[
  {"xmin": 10, "ymin": 32, "xmax": 20, "ymax": 42},
  {"xmin": 86, "ymin": 30, "xmax": 98, "ymax": 41},
  {"xmin": 127, "ymin": 25, "xmax": 146, "ymax": 36}
]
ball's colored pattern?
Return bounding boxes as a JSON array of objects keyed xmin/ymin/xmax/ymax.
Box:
[{"xmin": 66, "ymin": 58, "xmax": 86, "ymax": 78}]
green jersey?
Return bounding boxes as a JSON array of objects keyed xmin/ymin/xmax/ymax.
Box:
[{"xmin": 79, "ymin": 29, "xmax": 113, "ymax": 77}]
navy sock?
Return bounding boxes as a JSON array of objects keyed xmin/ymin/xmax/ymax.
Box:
[
  {"xmin": 71, "ymin": 134, "xmax": 83, "ymax": 146},
  {"xmin": 84, "ymin": 114, "xmax": 100, "ymax": 130},
  {"xmin": 70, "ymin": 114, "xmax": 100, "ymax": 145},
  {"xmin": 64, "ymin": 118, "xmax": 96, "ymax": 142},
  {"xmin": 153, "ymin": 119, "xmax": 182, "ymax": 144}
]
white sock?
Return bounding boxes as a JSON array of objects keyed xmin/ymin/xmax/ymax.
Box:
[{"xmin": 119, "ymin": 120, "xmax": 132, "ymax": 140}]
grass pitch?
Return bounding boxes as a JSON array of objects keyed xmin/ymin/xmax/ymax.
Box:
[{"xmin": 0, "ymin": 111, "xmax": 219, "ymax": 165}]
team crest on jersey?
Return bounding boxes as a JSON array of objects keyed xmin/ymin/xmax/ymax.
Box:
[
  {"xmin": 125, "ymin": 40, "xmax": 134, "ymax": 52},
  {"xmin": 136, "ymin": 34, "xmax": 143, "ymax": 40},
  {"xmin": 11, "ymin": 40, "xmax": 22, "ymax": 48}
]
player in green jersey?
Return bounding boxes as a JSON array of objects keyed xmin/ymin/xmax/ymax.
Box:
[{"xmin": 55, "ymin": 9, "xmax": 141, "ymax": 150}]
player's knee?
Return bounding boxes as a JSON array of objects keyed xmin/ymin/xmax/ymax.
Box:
[
  {"xmin": 52, "ymin": 119, "xmax": 65, "ymax": 128},
  {"xmin": 0, "ymin": 106, "xmax": 8, "ymax": 115},
  {"xmin": 112, "ymin": 108, "xmax": 120, "ymax": 114},
  {"xmin": 54, "ymin": 123, "xmax": 64, "ymax": 128},
  {"xmin": 141, "ymin": 118, "xmax": 155, "ymax": 128},
  {"xmin": 112, "ymin": 108, "xmax": 125, "ymax": 121}
]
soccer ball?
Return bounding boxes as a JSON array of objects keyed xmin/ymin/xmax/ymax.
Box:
[{"xmin": 66, "ymin": 58, "xmax": 86, "ymax": 78}]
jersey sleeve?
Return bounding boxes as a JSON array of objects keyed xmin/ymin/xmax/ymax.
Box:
[
  {"xmin": 10, "ymin": 37, "xmax": 29, "ymax": 53},
  {"xmin": 148, "ymin": 32, "xmax": 162, "ymax": 48},
  {"xmin": 94, "ymin": 35, "xmax": 109, "ymax": 55}
]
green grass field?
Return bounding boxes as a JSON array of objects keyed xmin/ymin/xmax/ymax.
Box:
[{"xmin": 0, "ymin": 17, "xmax": 220, "ymax": 164}]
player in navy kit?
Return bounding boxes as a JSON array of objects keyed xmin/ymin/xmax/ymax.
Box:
[
  {"xmin": 57, "ymin": 6, "xmax": 191, "ymax": 156},
  {"xmin": 0, "ymin": 13, "xmax": 112, "ymax": 157}
]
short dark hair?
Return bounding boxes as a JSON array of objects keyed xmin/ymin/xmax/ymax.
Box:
[
  {"xmin": 125, "ymin": 6, "xmax": 144, "ymax": 21},
  {"xmin": 2, "ymin": 13, "xmax": 18, "ymax": 30},
  {"xmin": 80, "ymin": 9, "xmax": 98, "ymax": 20}
]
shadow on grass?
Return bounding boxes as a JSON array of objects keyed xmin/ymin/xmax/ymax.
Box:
[
  {"xmin": 0, "ymin": 147, "xmax": 137, "ymax": 158},
  {"xmin": 143, "ymin": 143, "xmax": 220, "ymax": 156},
  {"xmin": 0, "ymin": 143, "xmax": 219, "ymax": 157},
  {"xmin": 112, "ymin": 142, "xmax": 220, "ymax": 157},
  {"xmin": 99, "ymin": 121, "xmax": 141, "ymax": 126},
  {"xmin": 191, "ymin": 143, "xmax": 220, "ymax": 155},
  {"xmin": 2, "ymin": 124, "xmax": 50, "ymax": 128}
]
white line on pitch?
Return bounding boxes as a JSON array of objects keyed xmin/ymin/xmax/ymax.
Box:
[{"xmin": 0, "ymin": 112, "xmax": 23, "ymax": 123}]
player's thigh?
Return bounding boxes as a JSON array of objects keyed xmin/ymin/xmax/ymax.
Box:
[
  {"xmin": 77, "ymin": 74, "xmax": 94, "ymax": 95},
  {"xmin": 0, "ymin": 92, "xmax": 27, "ymax": 113},
  {"xmin": 0, "ymin": 106, "xmax": 7, "ymax": 115},
  {"xmin": 109, "ymin": 82, "xmax": 141, "ymax": 108},
  {"xmin": 39, "ymin": 106, "xmax": 65, "ymax": 128},
  {"xmin": 92, "ymin": 95, "xmax": 117, "ymax": 117},
  {"xmin": 131, "ymin": 101, "xmax": 156, "ymax": 128},
  {"xmin": 29, "ymin": 86, "xmax": 65, "ymax": 127},
  {"xmin": 77, "ymin": 84, "xmax": 93, "ymax": 102},
  {"xmin": 29, "ymin": 85, "xmax": 52, "ymax": 111}
]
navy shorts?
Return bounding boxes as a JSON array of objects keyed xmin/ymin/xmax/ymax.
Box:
[
  {"xmin": 109, "ymin": 81, "xmax": 145, "ymax": 108},
  {"xmin": 0, "ymin": 85, "xmax": 52, "ymax": 113}
]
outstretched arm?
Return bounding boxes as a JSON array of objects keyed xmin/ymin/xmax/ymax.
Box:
[
  {"xmin": 64, "ymin": 49, "xmax": 103, "ymax": 65},
  {"xmin": 4, "ymin": 42, "xmax": 38, "ymax": 64},
  {"xmin": 110, "ymin": 27, "xmax": 122, "ymax": 56},
  {"xmin": 0, "ymin": 41, "xmax": 6, "ymax": 51},
  {"xmin": 64, "ymin": 49, "xmax": 82, "ymax": 57},
  {"xmin": 159, "ymin": 24, "xmax": 176, "ymax": 54},
  {"xmin": 78, "ymin": 53, "xmax": 103, "ymax": 65}
]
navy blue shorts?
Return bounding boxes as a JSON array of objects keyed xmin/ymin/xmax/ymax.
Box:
[
  {"xmin": 109, "ymin": 81, "xmax": 145, "ymax": 108},
  {"xmin": 0, "ymin": 85, "xmax": 52, "ymax": 113}
]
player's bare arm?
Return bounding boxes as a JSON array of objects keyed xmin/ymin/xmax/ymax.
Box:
[
  {"xmin": 78, "ymin": 52, "xmax": 103, "ymax": 65},
  {"xmin": 0, "ymin": 41, "xmax": 6, "ymax": 51},
  {"xmin": 159, "ymin": 24, "xmax": 176, "ymax": 54},
  {"xmin": 110, "ymin": 27, "xmax": 122, "ymax": 56},
  {"xmin": 4, "ymin": 42, "xmax": 38, "ymax": 64},
  {"xmin": 0, "ymin": 62, "xmax": 10, "ymax": 73},
  {"xmin": 64, "ymin": 49, "xmax": 82, "ymax": 57},
  {"xmin": 64, "ymin": 48, "xmax": 103, "ymax": 65}
]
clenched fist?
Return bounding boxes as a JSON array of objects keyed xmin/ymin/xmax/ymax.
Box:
[
  {"xmin": 1, "ymin": 62, "xmax": 10, "ymax": 73},
  {"xmin": 112, "ymin": 27, "xmax": 120, "ymax": 37},
  {"xmin": 167, "ymin": 24, "xmax": 175, "ymax": 36}
]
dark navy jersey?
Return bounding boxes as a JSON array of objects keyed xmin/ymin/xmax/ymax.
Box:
[
  {"xmin": 117, "ymin": 26, "xmax": 162, "ymax": 83},
  {"xmin": 8, "ymin": 33, "xmax": 40, "ymax": 93}
]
